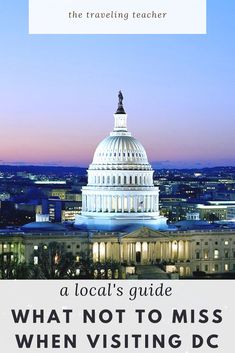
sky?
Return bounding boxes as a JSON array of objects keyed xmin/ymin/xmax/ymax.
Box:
[{"xmin": 0, "ymin": 0, "xmax": 234, "ymax": 169}]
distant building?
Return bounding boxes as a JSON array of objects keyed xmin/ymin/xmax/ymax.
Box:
[
  {"xmin": 50, "ymin": 188, "xmax": 82, "ymax": 202},
  {"xmin": 41, "ymin": 198, "xmax": 81, "ymax": 222},
  {"xmin": 197, "ymin": 201, "xmax": 235, "ymax": 221},
  {"xmin": 186, "ymin": 212, "xmax": 200, "ymax": 221}
]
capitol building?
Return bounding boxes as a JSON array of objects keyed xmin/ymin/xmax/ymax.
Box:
[
  {"xmin": 1, "ymin": 92, "xmax": 235, "ymax": 279},
  {"xmin": 75, "ymin": 92, "xmax": 167, "ymax": 231}
]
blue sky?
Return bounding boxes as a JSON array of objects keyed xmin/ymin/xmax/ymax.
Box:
[{"xmin": 0, "ymin": 0, "xmax": 234, "ymax": 168}]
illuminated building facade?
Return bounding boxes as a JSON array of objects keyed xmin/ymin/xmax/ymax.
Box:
[{"xmin": 75, "ymin": 92, "xmax": 167, "ymax": 231}]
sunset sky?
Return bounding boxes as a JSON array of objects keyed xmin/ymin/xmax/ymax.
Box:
[{"xmin": 0, "ymin": 1, "xmax": 234, "ymax": 168}]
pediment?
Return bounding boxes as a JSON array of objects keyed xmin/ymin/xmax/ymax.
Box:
[{"xmin": 121, "ymin": 227, "xmax": 165, "ymax": 239}]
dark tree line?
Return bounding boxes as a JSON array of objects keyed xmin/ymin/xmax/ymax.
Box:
[{"xmin": 0, "ymin": 242, "xmax": 120, "ymax": 279}]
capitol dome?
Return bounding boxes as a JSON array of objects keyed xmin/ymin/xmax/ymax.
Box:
[
  {"xmin": 75, "ymin": 91, "xmax": 167, "ymax": 231},
  {"xmin": 91, "ymin": 135, "xmax": 151, "ymax": 169}
]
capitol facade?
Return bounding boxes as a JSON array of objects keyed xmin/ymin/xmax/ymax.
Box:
[
  {"xmin": 75, "ymin": 92, "xmax": 167, "ymax": 231},
  {"xmin": 1, "ymin": 92, "xmax": 235, "ymax": 279}
]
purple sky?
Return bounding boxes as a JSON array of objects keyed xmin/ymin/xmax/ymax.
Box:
[{"xmin": 0, "ymin": 1, "xmax": 235, "ymax": 168}]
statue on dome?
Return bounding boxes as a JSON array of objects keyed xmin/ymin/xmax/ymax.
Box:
[
  {"xmin": 116, "ymin": 91, "xmax": 126, "ymax": 114},
  {"xmin": 118, "ymin": 91, "xmax": 123, "ymax": 106}
]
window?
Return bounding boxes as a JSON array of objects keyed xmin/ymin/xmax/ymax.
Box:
[
  {"xmin": 205, "ymin": 265, "xmax": 208, "ymax": 272},
  {"xmin": 205, "ymin": 242, "xmax": 208, "ymax": 245},
  {"xmin": 215, "ymin": 241, "xmax": 218, "ymax": 245},
  {"xmin": 196, "ymin": 252, "xmax": 200, "ymax": 260},
  {"xmin": 225, "ymin": 264, "xmax": 229, "ymax": 271},
  {"xmin": 225, "ymin": 251, "xmax": 229, "ymax": 259},
  {"xmin": 225, "ymin": 240, "xmax": 229, "ymax": 246},
  {"xmin": 196, "ymin": 242, "xmax": 200, "ymax": 245},
  {"xmin": 214, "ymin": 264, "xmax": 219, "ymax": 272},
  {"xmin": 76, "ymin": 245, "xmax": 80, "ymax": 249},
  {"xmin": 34, "ymin": 256, "xmax": 38, "ymax": 265},
  {"xmin": 214, "ymin": 249, "xmax": 219, "ymax": 259},
  {"xmin": 204, "ymin": 250, "xmax": 209, "ymax": 260},
  {"xmin": 34, "ymin": 245, "xmax": 38, "ymax": 250}
]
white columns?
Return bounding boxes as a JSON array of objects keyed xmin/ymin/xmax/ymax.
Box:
[
  {"xmin": 134, "ymin": 196, "xmax": 137, "ymax": 212},
  {"xmin": 151, "ymin": 196, "xmax": 153, "ymax": 212},
  {"xmin": 127, "ymin": 197, "xmax": 130, "ymax": 212}
]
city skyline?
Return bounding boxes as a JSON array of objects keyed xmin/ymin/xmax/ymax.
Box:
[{"xmin": 0, "ymin": 1, "xmax": 235, "ymax": 168}]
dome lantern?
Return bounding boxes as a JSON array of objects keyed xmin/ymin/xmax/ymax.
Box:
[{"xmin": 113, "ymin": 91, "xmax": 128, "ymax": 132}]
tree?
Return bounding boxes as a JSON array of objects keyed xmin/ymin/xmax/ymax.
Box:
[
  {"xmin": 0, "ymin": 253, "xmax": 31, "ymax": 279},
  {"xmin": 205, "ymin": 213, "xmax": 219, "ymax": 222},
  {"xmin": 0, "ymin": 252, "xmax": 16, "ymax": 279},
  {"xmin": 31, "ymin": 242, "xmax": 77, "ymax": 279}
]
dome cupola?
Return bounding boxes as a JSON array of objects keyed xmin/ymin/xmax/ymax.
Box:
[{"xmin": 91, "ymin": 91, "xmax": 151, "ymax": 170}]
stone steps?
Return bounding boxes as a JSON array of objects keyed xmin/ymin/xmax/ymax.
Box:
[{"xmin": 135, "ymin": 265, "xmax": 170, "ymax": 279}]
